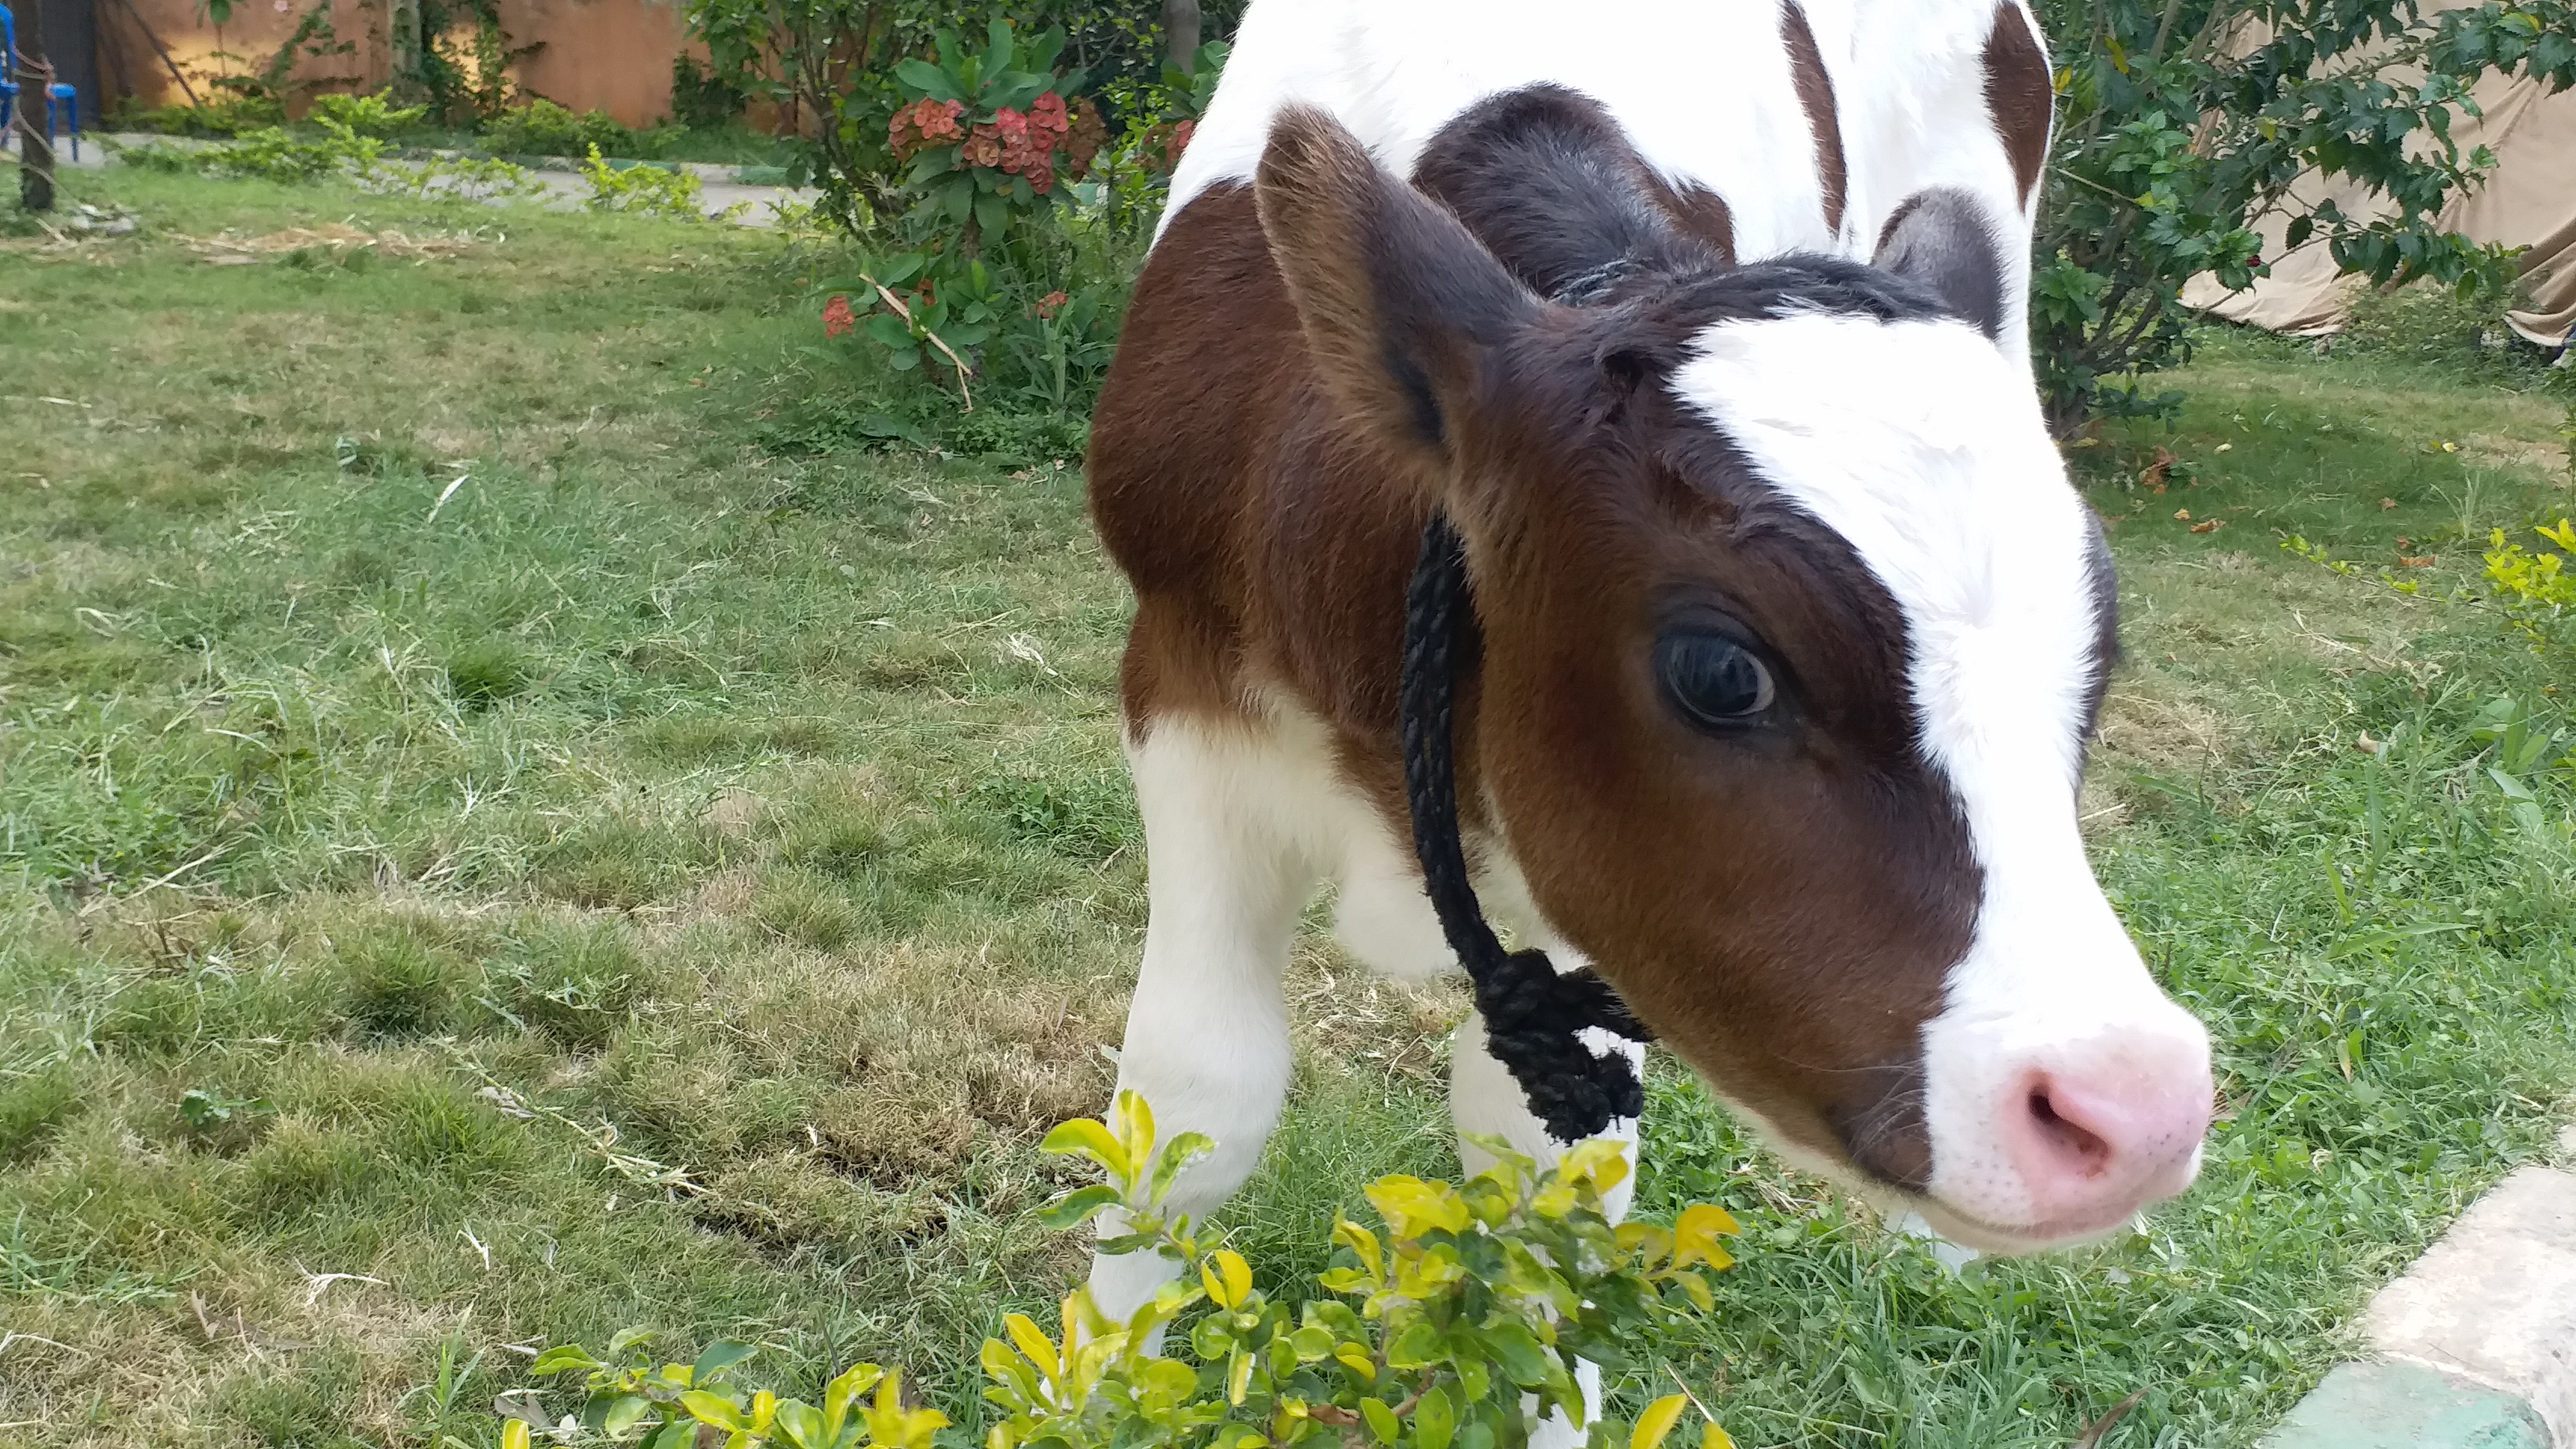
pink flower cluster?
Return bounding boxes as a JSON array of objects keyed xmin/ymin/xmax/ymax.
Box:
[
  {"xmin": 895, "ymin": 91, "xmax": 1108, "ymax": 197},
  {"xmin": 888, "ymin": 97, "xmax": 966, "ymax": 163}
]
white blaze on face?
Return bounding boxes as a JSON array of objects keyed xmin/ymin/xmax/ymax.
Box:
[{"xmin": 1671, "ymin": 312, "xmax": 2212, "ymax": 1249}]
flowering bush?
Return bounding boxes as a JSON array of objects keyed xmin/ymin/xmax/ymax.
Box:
[
  {"xmin": 890, "ymin": 21, "xmax": 1103, "ymax": 247},
  {"xmin": 496, "ymin": 1092, "xmax": 1742, "ymax": 1449}
]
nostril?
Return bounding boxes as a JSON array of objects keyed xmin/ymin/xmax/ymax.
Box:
[{"xmin": 2028, "ymin": 1083, "xmax": 2114, "ymax": 1177}]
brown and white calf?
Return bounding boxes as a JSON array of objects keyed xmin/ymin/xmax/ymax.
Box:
[{"xmin": 1082, "ymin": 0, "xmax": 2213, "ymax": 1336}]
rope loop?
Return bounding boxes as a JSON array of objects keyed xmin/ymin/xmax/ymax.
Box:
[{"xmin": 1400, "ymin": 515, "xmax": 1651, "ymax": 1143}]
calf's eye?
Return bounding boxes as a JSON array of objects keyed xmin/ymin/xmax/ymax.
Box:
[{"xmin": 1655, "ymin": 630, "xmax": 1777, "ymax": 730}]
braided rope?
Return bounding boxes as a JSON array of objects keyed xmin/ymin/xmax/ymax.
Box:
[{"xmin": 1400, "ymin": 516, "xmax": 1652, "ymax": 1143}]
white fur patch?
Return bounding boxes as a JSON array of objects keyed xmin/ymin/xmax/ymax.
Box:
[
  {"xmin": 1670, "ymin": 312, "xmax": 2209, "ymax": 1244},
  {"xmin": 1163, "ymin": 0, "xmax": 2042, "ymax": 323}
]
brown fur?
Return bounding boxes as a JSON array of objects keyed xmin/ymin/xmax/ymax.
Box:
[
  {"xmin": 1781, "ymin": 1, "xmax": 1849, "ymax": 235},
  {"xmin": 1983, "ymin": 0, "xmax": 2053, "ymax": 205}
]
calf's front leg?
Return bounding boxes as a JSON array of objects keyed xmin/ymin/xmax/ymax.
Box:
[
  {"xmin": 1087, "ymin": 718, "xmax": 1317, "ymax": 1321},
  {"xmin": 1451, "ymin": 1006, "xmax": 1645, "ymax": 1449}
]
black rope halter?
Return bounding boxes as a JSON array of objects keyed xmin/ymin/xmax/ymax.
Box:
[{"xmin": 1399, "ymin": 515, "xmax": 1654, "ymax": 1143}]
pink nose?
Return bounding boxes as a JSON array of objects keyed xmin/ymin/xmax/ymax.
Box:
[{"xmin": 2010, "ymin": 1060, "xmax": 2213, "ymax": 1224}]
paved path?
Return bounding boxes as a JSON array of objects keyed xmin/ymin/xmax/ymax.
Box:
[
  {"xmin": 4, "ymin": 132, "xmax": 817, "ymax": 226},
  {"xmin": 2264, "ymin": 1123, "xmax": 2576, "ymax": 1448}
]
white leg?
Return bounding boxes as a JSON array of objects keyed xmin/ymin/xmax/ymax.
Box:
[
  {"xmin": 1451, "ymin": 1010, "xmax": 1644, "ymax": 1449},
  {"xmin": 1088, "ymin": 719, "xmax": 1319, "ymax": 1322}
]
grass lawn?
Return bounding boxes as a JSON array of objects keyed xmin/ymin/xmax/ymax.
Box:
[{"xmin": 3, "ymin": 168, "xmax": 2573, "ymax": 1449}]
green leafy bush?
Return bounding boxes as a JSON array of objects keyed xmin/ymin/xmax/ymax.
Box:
[
  {"xmin": 2030, "ymin": 0, "xmax": 2576, "ymax": 433},
  {"xmin": 500, "ymin": 1092, "xmax": 1741, "ymax": 1449},
  {"xmin": 2485, "ymin": 518, "xmax": 2576, "ymax": 648},
  {"xmin": 671, "ymin": 54, "xmax": 750, "ymax": 129},
  {"xmin": 486, "ymin": 99, "xmax": 638, "ymax": 160},
  {"xmin": 181, "ymin": 120, "xmax": 392, "ymax": 183},
  {"xmin": 310, "ymin": 90, "xmax": 430, "ymax": 138},
  {"xmin": 577, "ymin": 145, "xmax": 727, "ymax": 221}
]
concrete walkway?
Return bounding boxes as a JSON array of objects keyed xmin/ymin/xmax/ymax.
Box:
[
  {"xmin": 2264, "ymin": 1124, "xmax": 2576, "ymax": 1448},
  {"xmin": 3, "ymin": 131, "xmax": 817, "ymax": 226}
]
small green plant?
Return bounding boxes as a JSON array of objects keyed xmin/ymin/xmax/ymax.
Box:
[
  {"xmin": 194, "ymin": 121, "xmax": 392, "ymax": 182},
  {"xmin": 310, "ymin": 90, "xmax": 429, "ymax": 138},
  {"xmin": 378, "ymin": 151, "xmax": 551, "ymax": 202},
  {"xmin": 487, "ymin": 99, "xmax": 634, "ymax": 159},
  {"xmin": 670, "ymin": 54, "xmax": 749, "ymax": 129},
  {"xmin": 578, "ymin": 145, "xmax": 724, "ymax": 221},
  {"xmin": 177, "ymin": 1087, "xmax": 276, "ymax": 1135},
  {"xmin": 2484, "ymin": 518, "xmax": 2576, "ymax": 647},
  {"xmin": 504, "ymin": 1092, "xmax": 1741, "ymax": 1449}
]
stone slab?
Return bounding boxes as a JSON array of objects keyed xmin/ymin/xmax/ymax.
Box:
[
  {"xmin": 2367, "ymin": 1160, "xmax": 2576, "ymax": 1445},
  {"xmin": 2261, "ymin": 1362, "xmax": 2549, "ymax": 1449}
]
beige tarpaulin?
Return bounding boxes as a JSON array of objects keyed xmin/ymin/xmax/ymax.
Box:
[{"xmin": 2181, "ymin": 41, "xmax": 2575, "ymax": 348}]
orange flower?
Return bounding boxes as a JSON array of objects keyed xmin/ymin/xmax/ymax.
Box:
[
  {"xmin": 823, "ymin": 293, "xmax": 856, "ymax": 338},
  {"xmin": 1035, "ymin": 290, "xmax": 1070, "ymax": 319}
]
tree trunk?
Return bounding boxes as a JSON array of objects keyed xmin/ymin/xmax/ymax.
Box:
[
  {"xmin": 387, "ymin": 0, "xmax": 425, "ymax": 103},
  {"xmin": 1163, "ymin": 0, "xmax": 1201, "ymax": 73},
  {"xmin": 15, "ymin": 0, "xmax": 55, "ymax": 213}
]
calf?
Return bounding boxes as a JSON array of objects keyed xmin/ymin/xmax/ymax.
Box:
[{"xmin": 1083, "ymin": 0, "xmax": 2212, "ymax": 1337}]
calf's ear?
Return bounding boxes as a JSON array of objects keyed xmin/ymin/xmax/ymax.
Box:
[
  {"xmin": 1872, "ymin": 187, "xmax": 2006, "ymax": 339},
  {"xmin": 1255, "ymin": 106, "xmax": 1540, "ymax": 466}
]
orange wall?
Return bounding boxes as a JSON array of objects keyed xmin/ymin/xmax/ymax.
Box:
[{"xmin": 103, "ymin": 0, "xmax": 694, "ymax": 128}]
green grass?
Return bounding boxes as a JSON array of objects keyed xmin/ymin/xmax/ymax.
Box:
[{"xmin": 3, "ymin": 167, "xmax": 2573, "ymax": 1449}]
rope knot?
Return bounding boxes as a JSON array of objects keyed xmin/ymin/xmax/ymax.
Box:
[{"xmin": 1401, "ymin": 517, "xmax": 1653, "ymax": 1144}]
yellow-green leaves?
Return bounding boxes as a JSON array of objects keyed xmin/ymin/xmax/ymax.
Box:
[
  {"xmin": 1005, "ymin": 1313, "xmax": 1061, "ymax": 1383},
  {"xmin": 1111, "ymin": 1089, "xmax": 1158, "ymax": 1174},
  {"xmin": 1671, "ymin": 1204, "xmax": 1739, "ymax": 1271},
  {"xmin": 508, "ymin": 1100, "xmax": 1753, "ymax": 1449},
  {"xmin": 1038, "ymin": 1091, "xmax": 1216, "ymax": 1233},
  {"xmin": 1532, "ymin": 1139, "xmax": 1632, "ymax": 1218},
  {"xmin": 1413, "ymin": 1384, "xmax": 1457, "ymax": 1449},
  {"xmin": 1041, "ymin": 1116, "xmax": 1131, "ymax": 1181},
  {"xmin": 1323, "ymin": 1215, "xmax": 1384, "ymax": 1292},
  {"xmin": 500, "ymin": 1420, "xmax": 531, "ymax": 1449},
  {"xmin": 1631, "ymin": 1394, "xmax": 1689, "ymax": 1449},
  {"xmin": 1630, "ymin": 1393, "xmax": 1737, "ymax": 1449},
  {"xmin": 1365, "ymin": 1176, "xmax": 1471, "ymax": 1239},
  {"xmin": 1204, "ymin": 1248, "xmax": 1254, "ymax": 1309},
  {"xmin": 861, "ymin": 1369, "xmax": 950, "ymax": 1449}
]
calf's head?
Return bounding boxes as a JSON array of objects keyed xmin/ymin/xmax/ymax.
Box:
[{"xmin": 1256, "ymin": 107, "xmax": 2212, "ymax": 1252}]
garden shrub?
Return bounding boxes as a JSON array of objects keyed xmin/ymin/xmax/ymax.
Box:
[
  {"xmin": 671, "ymin": 54, "xmax": 750, "ymax": 129},
  {"xmin": 485, "ymin": 99, "xmax": 638, "ymax": 160},
  {"xmin": 499, "ymin": 1092, "xmax": 1743, "ymax": 1449},
  {"xmin": 578, "ymin": 145, "xmax": 732, "ymax": 221},
  {"xmin": 309, "ymin": 90, "xmax": 430, "ymax": 138},
  {"xmin": 2032, "ymin": 0, "xmax": 2576, "ymax": 433},
  {"xmin": 799, "ymin": 19, "xmax": 1150, "ymax": 429}
]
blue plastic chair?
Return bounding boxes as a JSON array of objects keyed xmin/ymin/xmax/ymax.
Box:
[{"xmin": 46, "ymin": 80, "xmax": 74, "ymax": 160}]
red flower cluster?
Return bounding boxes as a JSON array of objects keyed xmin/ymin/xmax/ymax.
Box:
[
  {"xmin": 823, "ymin": 293, "xmax": 856, "ymax": 339},
  {"xmin": 1034, "ymin": 290, "xmax": 1071, "ymax": 319},
  {"xmin": 888, "ymin": 97, "xmax": 965, "ymax": 163},
  {"xmin": 900, "ymin": 89, "xmax": 1109, "ymax": 197},
  {"xmin": 977, "ymin": 89, "xmax": 1074, "ymax": 193}
]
